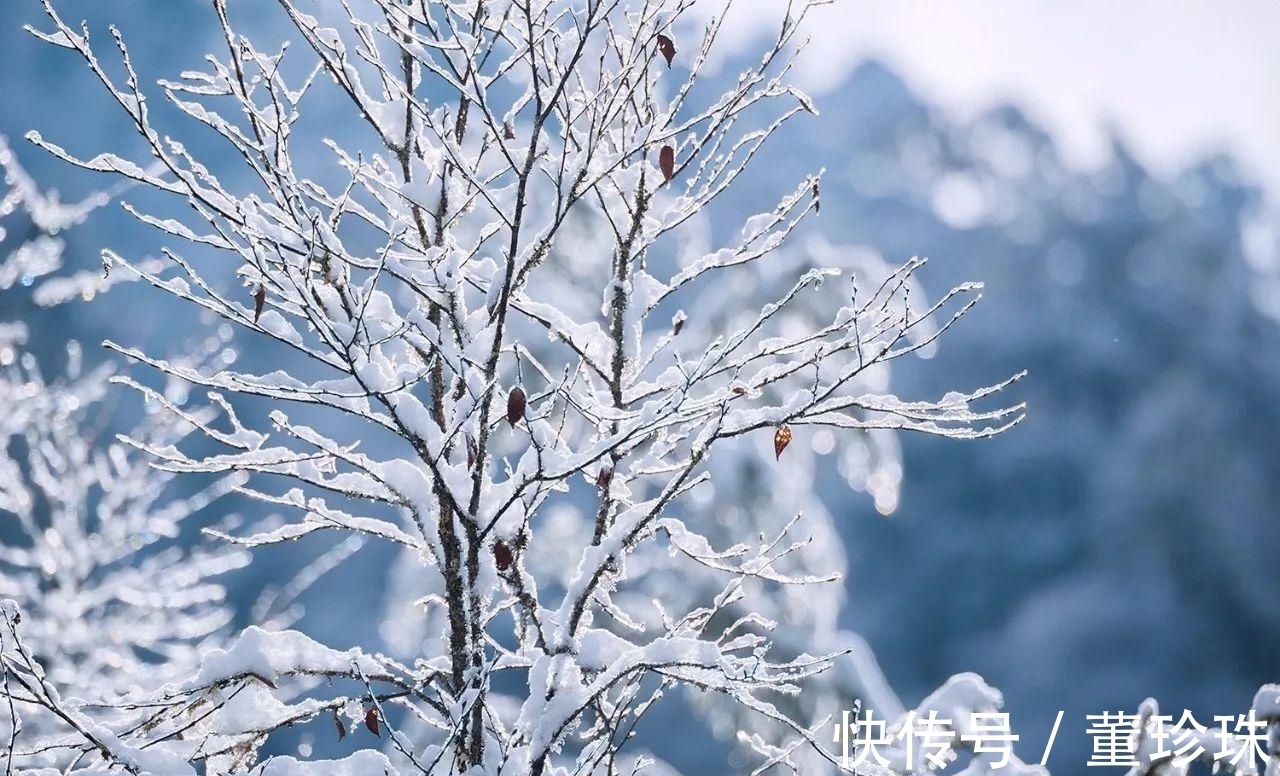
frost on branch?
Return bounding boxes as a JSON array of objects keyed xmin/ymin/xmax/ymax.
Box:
[
  {"xmin": 19, "ymin": 0, "xmax": 1026, "ymax": 773},
  {"xmin": 0, "ymin": 152, "xmax": 253, "ymax": 770},
  {"xmin": 0, "ymin": 134, "xmax": 163, "ymax": 306}
]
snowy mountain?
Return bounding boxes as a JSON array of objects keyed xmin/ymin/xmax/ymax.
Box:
[{"xmin": 776, "ymin": 61, "xmax": 1280, "ymax": 772}]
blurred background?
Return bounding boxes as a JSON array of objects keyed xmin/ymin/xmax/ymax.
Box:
[{"xmin": 3, "ymin": 1, "xmax": 1279, "ymax": 772}]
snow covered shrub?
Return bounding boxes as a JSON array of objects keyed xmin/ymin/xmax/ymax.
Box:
[{"xmin": 6, "ymin": 1, "xmax": 1034, "ymax": 773}]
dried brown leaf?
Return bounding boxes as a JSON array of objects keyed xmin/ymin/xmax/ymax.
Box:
[
  {"xmin": 774, "ymin": 424, "xmax": 792, "ymax": 460},
  {"xmin": 659, "ymin": 145, "xmax": 675, "ymax": 183},
  {"xmin": 656, "ymin": 33, "xmax": 675, "ymax": 67},
  {"xmin": 507, "ymin": 386, "xmax": 527, "ymax": 427}
]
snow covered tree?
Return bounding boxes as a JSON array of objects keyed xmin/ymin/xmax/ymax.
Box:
[
  {"xmin": 7, "ymin": 1, "xmax": 1034, "ymax": 773},
  {"xmin": 0, "ymin": 137, "xmax": 252, "ymax": 761}
]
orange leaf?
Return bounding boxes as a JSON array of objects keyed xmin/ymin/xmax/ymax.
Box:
[
  {"xmin": 365, "ymin": 706, "xmax": 380, "ymax": 737},
  {"xmin": 773, "ymin": 424, "xmax": 792, "ymax": 460}
]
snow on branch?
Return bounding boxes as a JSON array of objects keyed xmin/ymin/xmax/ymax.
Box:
[
  {"xmin": 13, "ymin": 0, "xmax": 1028, "ymax": 773},
  {"xmin": 0, "ymin": 163, "xmax": 258, "ymax": 771}
]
